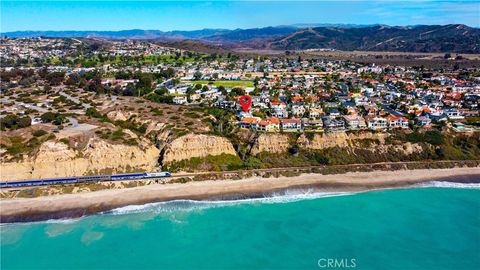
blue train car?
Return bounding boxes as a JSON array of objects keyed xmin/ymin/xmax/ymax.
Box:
[
  {"xmin": 111, "ymin": 172, "xmax": 147, "ymax": 180},
  {"xmin": 146, "ymin": 172, "xmax": 171, "ymax": 178},
  {"xmin": 77, "ymin": 175, "xmax": 111, "ymax": 182},
  {"xmin": 0, "ymin": 171, "xmax": 171, "ymax": 188},
  {"xmin": 1, "ymin": 177, "xmax": 78, "ymax": 188},
  {"xmin": 42, "ymin": 177, "xmax": 78, "ymax": 185}
]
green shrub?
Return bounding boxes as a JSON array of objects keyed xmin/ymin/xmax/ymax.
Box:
[
  {"xmin": 32, "ymin": 129, "xmax": 48, "ymax": 137},
  {"xmin": 165, "ymin": 154, "xmax": 243, "ymax": 172}
]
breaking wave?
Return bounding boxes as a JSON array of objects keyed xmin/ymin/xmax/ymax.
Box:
[
  {"xmin": 107, "ymin": 189, "xmax": 355, "ymax": 216},
  {"xmin": 414, "ymin": 181, "xmax": 480, "ymax": 189}
]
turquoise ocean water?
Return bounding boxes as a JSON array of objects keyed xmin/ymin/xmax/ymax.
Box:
[{"xmin": 1, "ymin": 183, "xmax": 479, "ymax": 270}]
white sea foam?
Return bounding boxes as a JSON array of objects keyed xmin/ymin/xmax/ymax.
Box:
[
  {"xmin": 9, "ymin": 181, "xmax": 478, "ymax": 224},
  {"xmin": 414, "ymin": 181, "xmax": 480, "ymax": 189},
  {"xmin": 108, "ymin": 181, "xmax": 479, "ymax": 216},
  {"xmin": 0, "ymin": 217, "xmax": 82, "ymax": 227},
  {"xmin": 107, "ymin": 189, "xmax": 355, "ymax": 216}
]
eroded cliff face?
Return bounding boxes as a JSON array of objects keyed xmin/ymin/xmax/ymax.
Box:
[
  {"xmin": 162, "ymin": 134, "xmax": 237, "ymax": 163},
  {"xmin": 296, "ymin": 132, "xmax": 424, "ymax": 159},
  {"xmin": 1, "ymin": 138, "xmax": 160, "ymax": 181},
  {"xmin": 297, "ymin": 132, "xmax": 388, "ymax": 149},
  {"xmin": 251, "ymin": 134, "xmax": 291, "ymax": 155}
]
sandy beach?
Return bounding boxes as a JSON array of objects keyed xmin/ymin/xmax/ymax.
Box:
[{"xmin": 1, "ymin": 167, "xmax": 479, "ymax": 223}]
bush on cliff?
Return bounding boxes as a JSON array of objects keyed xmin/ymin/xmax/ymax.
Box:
[{"xmin": 165, "ymin": 153, "xmax": 243, "ymax": 172}]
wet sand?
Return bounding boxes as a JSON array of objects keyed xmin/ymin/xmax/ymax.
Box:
[{"xmin": 1, "ymin": 167, "xmax": 479, "ymax": 223}]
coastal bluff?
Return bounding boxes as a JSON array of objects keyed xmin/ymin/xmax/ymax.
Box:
[
  {"xmin": 251, "ymin": 134, "xmax": 291, "ymax": 155},
  {"xmin": 162, "ymin": 134, "xmax": 237, "ymax": 164},
  {"xmin": 297, "ymin": 132, "xmax": 388, "ymax": 149},
  {"xmin": 0, "ymin": 138, "xmax": 160, "ymax": 181}
]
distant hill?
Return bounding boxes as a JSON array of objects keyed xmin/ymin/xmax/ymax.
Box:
[
  {"xmin": 269, "ymin": 24, "xmax": 480, "ymax": 53},
  {"xmin": 1, "ymin": 28, "xmax": 232, "ymax": 39},
  {"xmin": 3, "ymin": 24, "xmax": 479, "ymax": 53},
  {"xmin": 203, "ymin": 26, "xmax": 297, "ymax": 42}
]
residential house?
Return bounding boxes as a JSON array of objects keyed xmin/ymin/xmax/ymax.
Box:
[
  {"xmin": 366, "ymin": 116, "xmax": 388, "ymax": 130},
  {"xmin": 363, "ymin": 104, "xmax": 379, "ymax": 116},
  {"xmin": 386, "ymin": 116, "xmax": 409, "ymax": 129},
  {"xmin": 416, "ymin": 116, "xmax": 432, "ymax": 127},
  {"xmin": 291, "ymin": 105, "xmax": 306, "ymax": 117},
  {"xmin": 444, "ymin": 109, "xmax": 464, "ymax": 120},
  {"xmin": 172, "ymin": 96, "xmax": 187, "ymax": 105},
  {"xmin": 239, "ymin": 117, "xmax": 260, "ymax": 129},
  {"xmin": 343, "ymin": 115, "xmax": 367, "ymax": 130},
  {"xmin": 302, "ymin": 118, "xmax": 323, "ymax": 131},
  {"xmin": 255, "ymin": 117, "xmax": 280, "ymax": 132},
  {"xmin": 322, "ymin": 117, "xmax": 346, "ymax": 132},
  {"xmin": 281, "ymin": 119, "xmax": 302, "ymax": 132},
  {"xmin": 308, "ymin": 108, "xmax": 324, "ymax": 119},
  {"xmin": 328, "ymin": 108, "xmax": 341, "ymax": 117}
]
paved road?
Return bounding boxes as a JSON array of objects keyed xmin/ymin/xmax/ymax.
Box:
[{"xmin": 66, "ymin": 117, "xmax": 78, "ymax": 127}]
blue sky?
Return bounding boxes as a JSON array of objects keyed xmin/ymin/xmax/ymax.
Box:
[{"xmin": 1, "ymin": 1, "xmax": 479, "ymax": 32}]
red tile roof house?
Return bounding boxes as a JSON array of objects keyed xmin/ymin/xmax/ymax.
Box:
[
  {"xmin": 254, "ymin": 117, "xmax": 280, "ymax": 132},
  {"xmin": 386, "ymin": 116, "xmax": 409, "ymax": 129},
  {"xmin": 239, "ymin": 117, "xmax": 260, "ymax": 129},
  {"xmin": 280, "ymin": 118, "xmax": 302, "ymax": 132},
  {"xmin": 239, "ymin": 117, "xmax": 280, "ymax": 132}
]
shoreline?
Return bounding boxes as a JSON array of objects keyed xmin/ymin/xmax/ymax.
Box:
[{"xmin": 1, "ymin": 167, "xmax": 479, "ymax": 223}]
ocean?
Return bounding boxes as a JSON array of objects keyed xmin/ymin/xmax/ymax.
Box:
[{"xmin": 1, "ymin": 182, "xmax": 479, "ymax": 270}]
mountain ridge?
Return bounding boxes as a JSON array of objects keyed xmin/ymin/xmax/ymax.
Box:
[{"xmin": 3, "ymin": 24, "xmax": 479, "ymax": 53}]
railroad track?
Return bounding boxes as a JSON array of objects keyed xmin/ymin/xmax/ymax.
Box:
[
  {"xmin": 1, "ymin": 160, "xmax": 478, "ymax": 190},
  {"xmin": 171, "ymin": 160, "xmax": 480, "ymax": 178}
]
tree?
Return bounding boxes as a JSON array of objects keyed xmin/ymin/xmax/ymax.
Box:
[
  {"xmin": 164, "ymin": 67, "xmax": 175, "ymax": 79},
  {"xmin": 193, "ymin": 71, "xmax": 203, "ymax": 80},
  {"xmin": 45, "ymin": 71, "xmax": 66, "ymax": 86},
  {"xmin": 136, "ymin": 73, "xmax": 153, "ymax": 93},
  {"xmin": 155, "ymin": 86, "xmax": 168, "ymax": 96},
  {"xmin": 0, "ymin": 115, "xmax": 31, "ymax": 130},
  {"xmin": 122, "ymin": 83, "xmax": 137, "ymax": 96},
  {"xmin": 17, "ymin": 116, "xmax": 32, "ymax": 128},
  {"xmin": 40, "ymin": 112, "xmax": 56, "ymax": 123},
  {"xmin": 66, "ymin": 73, "xmax": 81, "ymax": 86},
  {"xmin": 86, "ymin": 108, "xmax": 102, "ymax": 118},
  {"xmin": 218, "ymin": 86, "xmax": 227, "ymax": 95},
  {"xmin": 230, "ymin": 88, "xmax": 245, "ymax": 96}
]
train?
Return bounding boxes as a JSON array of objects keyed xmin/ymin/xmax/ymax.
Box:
[{"xmin": 0, "ymin": 172, "xmax": 171, "ymax": 189}]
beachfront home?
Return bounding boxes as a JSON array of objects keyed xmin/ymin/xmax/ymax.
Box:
[
  {"xmin": 366, "ymin": 116, "xmax": 388, "ymax": 130},
  {"xmin": 386, "ymin": 116, "xmax": 409, "ymax": 129},
  {"xmin": 322, "ymin": 117, "xmax": 346, "ymax": 132},
  {"xmin": 308, "ymin": 108, "xmax": 323, "ymax": 119},
  {"xmin": 416, "ymin": 116, "xmax": 432, "ymax": 127},
  {"xmin": 254, "ymin": 117, "xmax": 280, "ymax": 132},
  {"xmin": 281, "ymin": 119, "xmax": 302, "ymax": 132},
  {"xmin": 444, "ymin": 108, "xmax": 464, "ymax": 120},
  {"xmin": 343, "ymin": 115, "xmax": 367, "ymax": 130},
  {"xmin": 239, "ymin": 117, "xmax": 260, "ymax": 129},
  {"xmin": 302, "ymin": 118, "xmax": 323, "ymax": 131}
]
